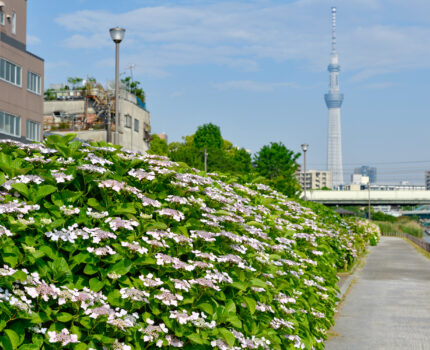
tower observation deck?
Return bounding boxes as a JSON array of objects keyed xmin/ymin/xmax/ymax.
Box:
[{"xmin": 324, "ymin": 7, "xmax": 344, "ymax": 187}]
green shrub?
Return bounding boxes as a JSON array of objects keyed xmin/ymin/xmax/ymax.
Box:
[
  {"xmin": 0, "ymin": 135, "xmax": 379, "ymax": 349},
  {"xmin": 372, "ymin": 211, "xmax": 396, "ymax": 223}
]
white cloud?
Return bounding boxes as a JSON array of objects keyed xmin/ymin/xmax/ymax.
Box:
[
  {"xmin": 360, "ymin": 82, "xmax": 395, "ymax": 89},
  {"xmin": 214, "ymin": 80, "xmax": 298, "ymax": 92},
  {"xmin": 27, "ymin": 35, "xmax": 41, "ymax": 45},
  {"xmin": 53, "ymin": 0, "xmax": 430, "ymax": 81},
  {"xmin": 62, "ymin": 33, "xmax": 111, "ymax": 49}
]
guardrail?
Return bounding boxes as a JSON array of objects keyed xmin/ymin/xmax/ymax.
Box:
[{"xmin": 382, "ymin": 232, "xmax": 430, "ymax": 252}]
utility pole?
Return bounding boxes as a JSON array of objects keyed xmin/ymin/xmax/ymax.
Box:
[
  {"xmin": 368, "ymin": 182, "xmax": 371, "ymax": 220},
  {"xmin": 301, "ymin": 144, "xmax": 309, "ymax": 201},
  {"xmin": 204, "ymin": 148, "xmax": 208, "ymax": 172}
]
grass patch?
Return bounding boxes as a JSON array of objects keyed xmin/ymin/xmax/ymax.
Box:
[
  {"xmin": 401, "ymin": 237, "xmax": 430, "ymax": 260},
  {"xmin": 375, "ymin": 217, "xmax": 424, "ymax": 238}
]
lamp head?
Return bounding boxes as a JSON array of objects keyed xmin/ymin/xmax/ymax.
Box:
[
  {"xmin": 109, "ymin": 27, "xmax": 126, "ymax": 43},
  {"xmin": 301, "ymin": 144, "xmax": 309, "ymax": 152}
]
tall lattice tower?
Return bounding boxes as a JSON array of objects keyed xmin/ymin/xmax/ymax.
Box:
[{"xmin": 324, "ymin": 7, "xmax": 344, "ymax": 187}]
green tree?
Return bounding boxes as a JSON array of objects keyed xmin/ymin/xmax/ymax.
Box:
[
  {"xmin": 149, "ymin": 135, "xmax": 168, "ymax": 156},
  {"xmin": 168, "ymin": 136, "xmax": 202, "ymax": 169},
  {"xmin": 253, "ymin": 142, "xmax": 301, "ymax": 197},
  {"xmin": 193, "ymin": 123, "xmax": 223, "ymax": 150},
  {"xmin": 168, "ymin": 124, "xmax": 252, "ymax": 176}
]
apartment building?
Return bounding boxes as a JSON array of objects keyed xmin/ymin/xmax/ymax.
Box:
[
  {"xmin": 426, "ymin": 171, "xmax": 430, "ymax": 190},
  {"xmin": 297, "ymin": 170, "xmax": 332, "ymax": 190},
  {"xmin": 0, "ymin": 0, "xmax": 44, "ymax": 142}
]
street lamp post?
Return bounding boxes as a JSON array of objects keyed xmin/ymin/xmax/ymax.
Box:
[
  {"xmin": 301, "ymin": 144, "xmax": 309, "ymax": 201},
  {"xmin": 109, "ymin": 27, "xmax": 126, "ymax": 145}
]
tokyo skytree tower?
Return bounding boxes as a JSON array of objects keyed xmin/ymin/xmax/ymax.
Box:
[{"xmin": 324, "ymin": 7, "xmax": 344, "ymax": 187}]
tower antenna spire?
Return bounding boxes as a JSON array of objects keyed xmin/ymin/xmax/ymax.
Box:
[
  {"xmin": 325, "ymin": 6, "xmax": 344, "ymax": 188},
  {"xmin": 331, "ymin": 7, "xmax": 337, "ymax": 53}
]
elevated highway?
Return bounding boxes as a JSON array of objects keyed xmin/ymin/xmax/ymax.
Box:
[{"xmin": 306, "ymin": 190, "xmax": 430, "ymax": 206}]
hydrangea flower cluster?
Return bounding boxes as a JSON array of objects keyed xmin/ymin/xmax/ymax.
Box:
[{"xmin": 0, "ymin": 136, "xmax": 379, "ymax": 349}]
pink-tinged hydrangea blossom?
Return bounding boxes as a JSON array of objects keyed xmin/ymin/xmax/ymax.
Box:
[
  {"xmin": 84, "ymin": 227, "xmax": 117, "ymax": 244},
  {"xmin": 56, "ymin": 157, "xmax": 74, "ymax": 164},
  {"xmin": 98, "ymin": 179, "xmax": 126, "ymax": 192},
  {"xmin": 189, "ymin": 278, "xmax": 220, "ymax": 291},
  {"xmin": 3, "ymin": 176, "xmax": 44, "ymax": 191},
  {"xmin": 204, "ymin": 269, "xmax": 233, "ymax": 284},
  {"xmin": 275, "ymin": 293, "xmax": 296, "ymax": 305},
  {"xmin": 154, "ymin": 253, "xmax": 195, "ymax": 271},
  {"xmin": 165, "ymin": 195, "xmax": 189, "ymax": 205},
  {"xmin": 128, "ymin": 168, "xmax": 156, "ymax": 181},
  {"xmin": 192, "ymin": 250, "xmax": 218, "ymax": 262},
  {"xmin": 141, "ymin": 236, "xmax": 169, "ymax": 248},
  {"xmin": 171, "ymin": 279, "xmax": 191, "ymax": 292},
  {"xmin": 45, "ymin": 224, "xmax": 84, "ymax": 243},
  {"xmin": 285, "ymin": 335, "xmax": 305, "ymax": 349},
  {"xmin": 24, "ymin": 155, "xmax": 51, "ymax": 163},
  {"xmin": 87, "ymin": 246, "xmax": 116, "ymax": 256},
  {"xmin": 110, "ymin": 340, "xmax": 132, "ymax": 350},
  {"xmin": 169, "ymin": 310, "xmax": 215, "ymax": 329},
  {"xmin": 165, "ymin": 334, "xmax": 184, "ymax": 347},
  {"xmin": 120, "ymin": 288, "xmax": 149, "ymax": 302},
  {"xmin": 77, "ymin": 164, "xmax": 108, "ymax": 174},
  {"xmin": 60, "ymin": 205, "xmax": 80, "ymax": 216},
  {"xmin": 0, "ymin": 225, "xmax": 13, "ymax": 237},
  {"xmin": 190, "ymin": 230, "xmax": 217, "ymax": 242},
  {"xmin": 51, "ymin": 170, "xmax": 73, "ymax": 183},
  {"xmin": 154, "ymin": 288, "xmax": 183, "ymax": 306},
  {"xmin": 105, "ymin": 217, "xmax": 138, "ymax": 231},
  {"xmin": 140, "ymin": 195, "xmax": 162, "ymax": 208},
  {"xmin": 140, "ymin": 320, "xmax": 168, "ymax": 343},
  {"xmin": 86, "ymin": 208, "xmax": 109, "ymax": 219},
  {"xmin": 85, "ymin": 153, "xmax": 113, "ymax": 166},
  {"xmin": 231, "ymin": 329, "xmax": 271, "ymax": 349},
  {"xmin": 270, "ymin": 317, "xmax": 294, "ymax": 330},
  {"xmin": 157, "ymin": 208, "xmax": 185, "ymax": 221},
  {"xmin": 0, "ymin": 265, "xmax": 17, "ymax": 276},
  {"xmin": 210, "ymin": 339, "xmax": 232, "ymax": 350},
  {"xmin": 48, "ymin": 329, "xmax": 79, "ymax": 346},
  {"xmin": 121, "ymin": 241, "xmax": 148, "ymax": 254},
  {"xmin": 256, "ymin": 302, "xmax": 275, "ymax": 313},
  {"xmin": 139, "ymin": 273, "xmax": 163, "ymax": 287},
  {"xmin": 187, "ymin": 260, "xmax": 213, "ymax": 269}
]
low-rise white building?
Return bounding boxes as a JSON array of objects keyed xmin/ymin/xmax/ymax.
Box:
[
  {"xmin": 297, "ymin": 170, "xmax": 332, "ymax": 190},
  {"xmin": 44, "ymin": 86, "xmax": 151, "ymax": 153}
]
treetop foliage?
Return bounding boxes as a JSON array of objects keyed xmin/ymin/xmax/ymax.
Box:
[
  {"xmin": 152, "ymin": 124, "xmax": 302, "ymax": 197},
  {"xmin": 193, "ymin": 123, "xmax": 223, "ymax": 150}
]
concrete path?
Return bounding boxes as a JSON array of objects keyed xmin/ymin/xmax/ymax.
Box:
[{"xmin": 326, "ymin": 237, "xmax": 430, "ymax": 350}]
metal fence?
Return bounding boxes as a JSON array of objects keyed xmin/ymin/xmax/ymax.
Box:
[{"xmin": 382, "ymin": 232, "xmax": 430, "ymax": 252}]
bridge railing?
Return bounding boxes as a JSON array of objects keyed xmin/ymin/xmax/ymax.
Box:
[{"xmin": 382, "ymin": 232, "xmax": 430, "ymax": 252}]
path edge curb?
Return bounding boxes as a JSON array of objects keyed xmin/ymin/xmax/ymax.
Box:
[{"xmin": 336, "ymin": 246, "xmax": 372, "ymax": 302}]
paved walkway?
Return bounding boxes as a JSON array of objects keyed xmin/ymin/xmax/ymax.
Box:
[{"xmin": 326, "ymin": 237, "xmax": 430, "ymax": 350}]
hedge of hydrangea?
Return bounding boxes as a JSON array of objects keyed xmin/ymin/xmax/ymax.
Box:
[{"xmin": 0, "ymin": 135, "xmax": 379, "ymax": 350}]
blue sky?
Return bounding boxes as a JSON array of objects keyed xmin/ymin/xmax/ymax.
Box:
[{"xmin": 27, "ymin": 0, "xmax": 430, "ymax": 184}]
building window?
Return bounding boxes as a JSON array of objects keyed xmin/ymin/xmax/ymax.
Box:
[
  {"xmin": 134, "ymin": 118, "xmax": 139, "ymax": 132},
  {"xmin": 27, "ymin": 71, "xmax": 41, "ymax": 94},
  {"xmin": 26, "ymin": 120, "xmax": 40, "ymax": 141},
  {"xmin": 124, "ymin": 114, "xmax": 131, "ymax": 128},
  {"xmin": 0, "ymin": 111, "xmax": 20, "ymax": 137},
  {"xmin": 0, "ymin": 11, "xmax": 4, "ymax": 26},
  {"xmin": 0, "ymin": 58, "xmax": 22, "ymax": 86},
  {"xmin": 11, "ymin": 11, "xmax": 16, "ymax": 34}
]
